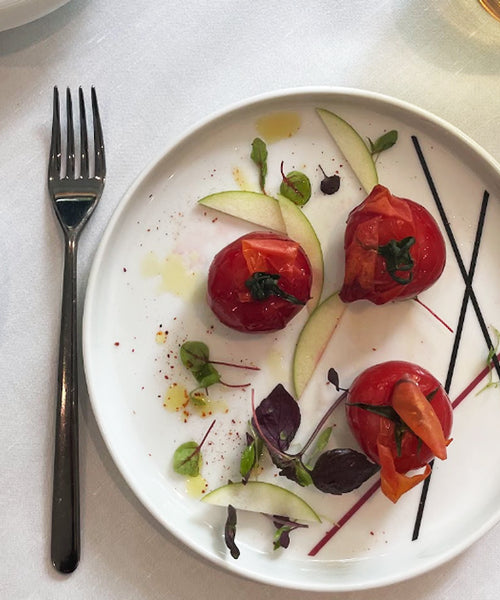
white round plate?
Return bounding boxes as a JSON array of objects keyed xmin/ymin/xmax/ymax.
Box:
[
  {"xmin": 0, "ymin": 0, "xmax": 69, "ymax": 32},
  {"xmin": 83, "ymin": 88, "xmax": 500, "ymax": 592}
]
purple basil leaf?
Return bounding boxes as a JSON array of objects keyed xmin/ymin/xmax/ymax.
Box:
[
  {"xmin": 327, "ymin": 368, "xmax": 340, "ymax": 390},
  {"xmin": 224, "ymin": 504, "xmax": 240, "ymax": 559},
  {"xmin": 253, "ymin": 384, "xmax": 300, "ymax": 452},
  {"xmin": 310, "ymin": 448, "xmax": 379, "ymax": 494}
]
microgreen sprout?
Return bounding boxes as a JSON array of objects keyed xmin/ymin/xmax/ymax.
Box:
[
  {"xmin": 367, "ymin": 130, "xmax": 398, "ymax": 160},
  {"xmin": 250, "ymin": 137, "xmax": 268, "ymax": 193},
  {"xmin": 173, "ymin": 419, "xmax": 216, "ymax": 477},
  {"xmin": 279, "ymin": 161, "xmax": 312, "ymax": 205},
  {"xmin": 180, "ymin": 341, "xmax": 259, "ymax": 404},
  {"xmin": 478, "ymin": 326, "xmax": 500, "ymax": 394},
  {"xmin": 269, "ymin": 515, "xmax": 308, "ymax": 550}
]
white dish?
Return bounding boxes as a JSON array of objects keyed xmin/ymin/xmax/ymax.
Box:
[
  {"xmin": 0, "ymin": 0, "xmax": 69, "ymax": 32},
  {"xmin": 83, "ymin": 87, "xmax": 500, "ymax": 591}
]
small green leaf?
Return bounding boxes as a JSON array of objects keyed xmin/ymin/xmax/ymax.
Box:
[
  {"xmin": 173, "ymin": 441, "xmax": 201, "ymax": 476},
  {"xmin": 189, "ymin": 390, "xmax": 208, "ymax": 406},
  {"xmin": 294, "ymin": 460, "xmax": 313, "ymax": 487},
  {"xmin": 180, "ymin": 341, "xmax": 222, "ymax": 399},
  {"xmin": 346, "ymin": 402, "xmax": 401, "ymax": 422},
  {"xmin": 368, "ymin": 130, "xmax": 398, "ymax": 156},
  {"xmin": 273, "ymin": 525, "xmax": 292, "ymax": 550},
  {"xmin": 250, "ymin": 137, "xmax": 268, "ymax": 193},
  {"xmin": 312, "ymin": 427, "xmax": 332, "ymax": 455},
  {"xmin": 394, "ymin": 422, "xmax": 408, "ymax": 457},
  {"xmin": 240, "ymin": 442, "xmax": 256, "ymax": 480},
  {"xmin": 180, "ymin": 341, "xmax": 210, "ymax": 371},
  {"xmin": 477, "ymin": 326, "xmax": 500, "ymax": 395},
  {"xmin": 305, "ymin": 426, "xmax": 332, "ymax": 468},
  {"xmin": 280, "ymin": 170, "xmax": 312, "ymax": 206},
  {"xmin": 192, "ymin": 362, "xmax": 221, "ymax": 388},
  {"xmin": 173, "ymin": 420, "xmax": 215, "ymax": 477}
]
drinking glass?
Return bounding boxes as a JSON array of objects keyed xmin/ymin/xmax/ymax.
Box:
[{"xmin": 479, "ymin": 0, "xmax": 500, "ymax": 21}]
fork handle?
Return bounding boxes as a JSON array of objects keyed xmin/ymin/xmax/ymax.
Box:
[{"xmin": 51, "ymin": 233, "xmax": 80, "ymax": 573}]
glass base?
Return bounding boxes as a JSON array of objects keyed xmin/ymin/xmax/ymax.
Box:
[{"xmin": 479, "ymin": 0, "xmax": 500, "ymax": 21}]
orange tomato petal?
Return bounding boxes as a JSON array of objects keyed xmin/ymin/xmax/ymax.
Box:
[
  {"xmin": 241, "ymin": 238, "xmax": 299, "ymax": 274},
  {"xmin": 392, "ymin": 379, "xmax": 448, "ymax": 460},
  {"xmin": 377, "ymin": 438, "xmax": 431, "ymax": 503}
]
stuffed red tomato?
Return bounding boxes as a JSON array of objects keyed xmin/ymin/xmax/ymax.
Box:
[
  {"xmin": 340, "ymin": 185, "xmax": 446, "ymax": 305},
  {"xmin": 207, "ymin": 231, "xmax": 312, "ymax": 333},
  {"xmin": 346, "ymin": 361, "xmax": 453, "ymax": 502}
]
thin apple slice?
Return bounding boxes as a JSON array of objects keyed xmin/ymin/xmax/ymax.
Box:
[
  {"xmin": 276, "ymin": 194, "xmax": 324, "ymax": 311},
  {"xmin": 202, "ymin": 481, "xmax": 321, "ymax": 522},
  {"xmin": 316, "ymin": 108, "xmax": 378, "ymax": 194},
  {"xmin": 293, "ymin": 292, "xmax": 346, "ymax": 398},
  {"xmin": 198, "ymin": 190, "xmax": 286, "ymax": 232}
]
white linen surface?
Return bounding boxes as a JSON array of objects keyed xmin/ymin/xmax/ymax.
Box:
[{"xmin": 1, "ymin": 1, "xmax": 499, "ymax": 598}]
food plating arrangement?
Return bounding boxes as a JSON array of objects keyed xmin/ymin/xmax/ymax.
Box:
[{"xmin": 83, "ymin": 92, "xmax": 500, "ymax": 590}]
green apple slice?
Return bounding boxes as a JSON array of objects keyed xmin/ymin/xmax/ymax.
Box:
[
  {"xmin": 198, "ymin": 190, "xmax": 286, "ymax": 232},
  {"xmin": 316, "ymin": 108, "xmax": 378, "ymax": 194},
  {"xmin": 276, "ymin": 194, "xmax": 324, "ymax": 311},
  {"xmin": 202, "ymin": 481, "xmax": 321, "ymax": 522},
  {"xmin": 293, "ymin": 292, "xmax": 346, "ymax": 398}
]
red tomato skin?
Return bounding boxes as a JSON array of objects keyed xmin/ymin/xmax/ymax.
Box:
[
  {"xmin": 207, "ymin": 231, "xmax": 312, "ymax": 333},
  {"xmin": 339, "ymin": 185, "xmax": 446, "ymax": 305},
  {"xmin": 346, "ymin": 361, "xmax": 453, "ymax": 473}
]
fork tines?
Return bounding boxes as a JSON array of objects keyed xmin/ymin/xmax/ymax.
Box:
[{"xmin": 49, "ymin": 86, "xmax": 106, "ymax": 182}]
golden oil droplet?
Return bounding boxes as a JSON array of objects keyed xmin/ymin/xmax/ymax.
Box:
[
  {"xmin": 256, "ymin": 112, "xmax": 301, "ymax": 144},
  {"xmin": 155, "ymin": 330, "xmax": 167, "ymax": 344},
  {"xmin": 142, "ymin": 251, "xmax": 199, "ymax": 300},
  {"xmin": 192, "ymin": 395, "xmax": 229, "ymax": 418},
  {"xmin": 163, "ymin": 383, "xmax": 189, "ymax": 412},
  {"xmin": 232, "ymin": 166, "xmax": 252, "ymax": 190},
  {"xmin": 141, "ymin": 251, "xmax": 161, "ymax": 277},
  {"xmin": 185, "ymin": 474, "xmax": 208, "ymax": 498},
  {"xmin": 265, "ymin": 347, "xmax": 287, "ymax": 381}
]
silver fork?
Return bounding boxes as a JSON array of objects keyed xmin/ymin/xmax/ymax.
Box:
[{"xmin": 48, "ymin": 87, "xmax": 105, "ymax": 573}]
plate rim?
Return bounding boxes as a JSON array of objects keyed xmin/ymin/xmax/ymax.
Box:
[
  {"xmin": 0, "ymin": 0, "xmax": 69, "ymax": 32},
  {"xmin": 82, "ymin": 85, "xmax": 500, "ymax": 592}
]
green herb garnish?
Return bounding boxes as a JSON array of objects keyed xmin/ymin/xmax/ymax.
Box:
[
  {"xmin": 478, "ymin": 327, "xmax": 500, "ymax": 394},
  {"xmin": 172, "ymin": 419, "xmax": 215, "ymax": 476},
  {"xmin": 180, "ymin": 341, "xmax": 259, "ymax": 403},
  {"xmin": 279, "ymin": 161, "xmax": 311, "ymax": 206},
  {"xmin": 250, "ymin": 137, "xmax": 268, "ymax": 193},
  {"xmin": 368, "ymin": 130, "xmax": 398, "ymax": 158}
]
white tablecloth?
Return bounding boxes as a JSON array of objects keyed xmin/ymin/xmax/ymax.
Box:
[{"xmin": 1, "ymin": 1, "xmax": 499, "ymax": 598}]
